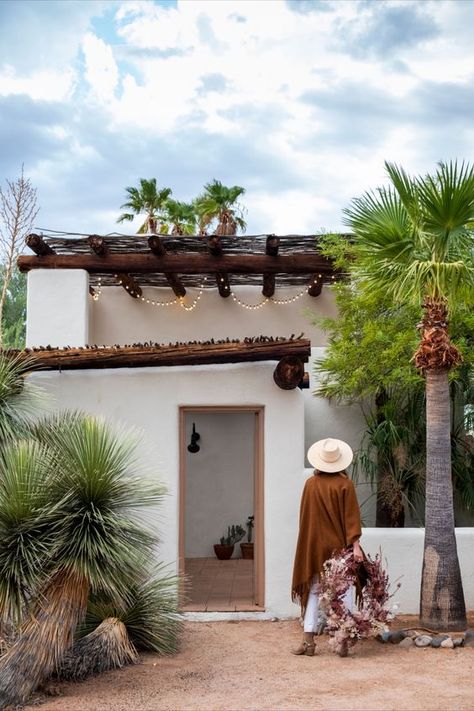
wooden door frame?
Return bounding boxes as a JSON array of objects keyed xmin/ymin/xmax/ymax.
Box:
[{"xmin": 179, "ymin": 405, "xmax": 265, "ymax": 609}]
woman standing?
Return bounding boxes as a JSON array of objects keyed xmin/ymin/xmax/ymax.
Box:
[{"xmin": 291, "ymin": 438, "xmax": 363, "ymax": 656}]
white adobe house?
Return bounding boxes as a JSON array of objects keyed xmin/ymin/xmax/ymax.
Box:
[{"xmin": 20, "ymin": 233, "xmax": 474, "ymax": 618}]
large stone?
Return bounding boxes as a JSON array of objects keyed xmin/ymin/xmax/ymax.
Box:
[
  {"xmin": 430, "ymin": 637, "xmax": 445, "ymax": 648},
  {"xmin": 380, "ymin": 631, "xmax": 392, "ymax": 643},
  {"xmin": 453, "ymin": 637, "xmax": 464, "ymax": 648},
  {"xmin": 463, "ymin": 630, "xmax": 474, "ymax": 648},
  {"xmin": 440, "ymin": 637, "xmax": 454, "ymax": 649},
  {"xmin": 389, "ymin": 630, "xmax": 407, "ymax": 644},
  {"xmin": 399, "ymin": 637, "xmax": 414, "ymax": 649},
  {"xmin": 415, "ymin": 635, "xmax": 432, "ymax": 647}
]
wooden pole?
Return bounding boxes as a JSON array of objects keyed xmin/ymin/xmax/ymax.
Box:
[
  {"xmin": 307, "ymin": 275, "xmax": 323, "ymax": 297},
  {"xmin": 147, "ymin": 235, "xmax": 186, "ymax": 297},
  {"xmin": 25, "ymin": 234, "xmax": 55, "ymax": 256},
  {"xmin": 88, "ymin": 235, "xmax": 108, "ymax": 256},
  {"xmin": 18, "ymin": 252, "xmax": 335, "ymax": 275},
  {"xmin": 115, "ymin": 273, "xmax": 142, "ymax": 299},
  {"xmin": 262, "ymin": 235, "xmax": 280, "ymax": 296},
  {"xmin": 273, "ymin": 356, "xmax": 305, "ymax": 390}
]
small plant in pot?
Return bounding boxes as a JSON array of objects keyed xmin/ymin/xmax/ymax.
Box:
[
  {"xmin": 214, "ymin": 524, "xmax": 245, "ymax": 560},
  {"xmin": 240, "ymin": 515, "xmax": 254, "ymax": 559}
]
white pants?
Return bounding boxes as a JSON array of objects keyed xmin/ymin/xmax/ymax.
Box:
[{"xmin": 303, "ymin": 577, "xmax": 355, "ymax": 633}]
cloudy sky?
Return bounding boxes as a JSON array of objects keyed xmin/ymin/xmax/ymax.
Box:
[{"xmin": 1, "ymin": 0, "xmax": 473, "ymax": 235}]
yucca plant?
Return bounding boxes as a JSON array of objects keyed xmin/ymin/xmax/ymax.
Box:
[
  {"xmin": 0, "ymin": 439, "xmax": 56, "ymax": 631},
  {"xmin": 56, "ymin": 564, "xmax": 182, "ymax": 681},
  {"xmin": 0, "ymin": 354, "xmax": 43, "ymax": 443},
  {"xmin": 0, "ymin": 415, "xmax": 165, "ymax": 707},
  {"xmin": 345, "ymin": 160, "xmax": 474, "ymax": 630}
]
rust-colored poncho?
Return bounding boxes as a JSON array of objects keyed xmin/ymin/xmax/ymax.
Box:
[{"xmin": 291, "ymin": 472, "xmax": 362, "ymax": 614}]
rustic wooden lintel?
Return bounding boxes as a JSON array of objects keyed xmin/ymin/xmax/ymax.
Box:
[
  {"xmin": 10, "ymin": 338, "xmax": 311, "ymax": 371},
  {"xmin": 26, "ymin": 234, "xmax": 55, "ymax": 256}
]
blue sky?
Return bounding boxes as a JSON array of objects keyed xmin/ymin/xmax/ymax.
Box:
[{"xmin": 1, "ymin": 0, "xmax": 473, "ymax": 235}]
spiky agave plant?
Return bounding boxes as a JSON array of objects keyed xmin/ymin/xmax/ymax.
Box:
[
  {"xmin": 0, "ymin": 354, "xmax": 44, "ymax": 444},
  {"xmin": 0, "ymin": 414, "xmax": 165, "ymax": 707},
  {"xmin": 0, "ymin": 439, "xmax": 56, "ymax": 633},
  {"xmin": 56, "ymin": 564, "xmax": 182, "ymax": 680}
]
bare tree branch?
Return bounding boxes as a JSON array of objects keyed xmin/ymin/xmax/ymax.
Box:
[{"xmin": 0, "ymin": 166, "xmax": 39, "ymax": 347}]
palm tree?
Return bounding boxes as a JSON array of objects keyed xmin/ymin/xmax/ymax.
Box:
[
  {"xmin": 194, "ymin": 180, "xmax": 246, "ymax": 236},
  {"xmin": 117, "ymin": 178, "xmax": 172, "ymax": 233},
  {"xmin": 0, "ymin": 415, "xmax": 165, "ymax": 706},
  {"xmin": 344, "ymin": 161, "xmax": 474, "ymax": 631},
  {"xmin": 164, "ymin": 199, "xmax": 197, "ymax": 235}
]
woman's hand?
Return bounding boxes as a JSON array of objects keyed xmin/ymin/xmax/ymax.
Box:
[{"xmin": 353, "ymin": 540, "xmax": 364, "ymax": 563}]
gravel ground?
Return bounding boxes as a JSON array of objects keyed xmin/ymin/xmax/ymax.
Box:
[{"xmin": 27, "ymin": 617, "xmax": 474, "ymax": 711}]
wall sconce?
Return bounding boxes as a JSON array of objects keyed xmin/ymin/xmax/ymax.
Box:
[{"xmin": 187, "ymin": 422, "xmax": 200, "ymax": 453}]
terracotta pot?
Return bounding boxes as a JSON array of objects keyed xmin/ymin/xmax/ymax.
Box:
[
  {"xmin": 213, "ymin": 544, "xmax": 234, "ymax": 560},
  {"xmin": 240, "ymin": 542, "xmax": 254, "ymax": 560}
]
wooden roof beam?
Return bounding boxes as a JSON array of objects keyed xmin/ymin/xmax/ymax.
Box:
[
  {"xmin": 307, "ymin": 274, "xmax": 323, "ymax": 297},
  {"xmin": 17, "ymin": 252, "xmax": 335, "ymax": 275},
  {"xmin": 115, "ymin": 273, "xmax": 142, "ymax": 299},
  {"xmin": 88, "ymin": 234, "xmax": 108, "ymax": 256},
  {"xmin": 262, "ymin": 235, "xmax": 280, "ymax": 297},
  {"xmin": 207, "ymin": 236, "xmax": 231, "ymax": 297},
  {"xmin": 26, "ymin": 233, "xmax": 55, "ymax": 256},
  {"xmin": 147, "ymin": 235, "xmax": 186, "ymax": 298}
]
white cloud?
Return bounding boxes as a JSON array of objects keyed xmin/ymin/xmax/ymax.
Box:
[
  {"xmin": 1, "ymin": 0, "xmax": 474, "ymax": 235},
  {"xmin": 82, "ymin": 33, "xmax": 119, "ymax": 101}
]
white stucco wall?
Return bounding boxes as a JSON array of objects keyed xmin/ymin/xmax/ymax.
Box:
[
  {"xmin": 29, "ymin": 363, "xmax": 305, "ymax": 618},
  {"xmin": 88, "ymin": 284, "xmax": 338, "ymax": 346},
  {"xmin": 26, "ymin": 269, "xmax": 89, "ymax": 347},
  {"xmin": 184, "ymin": 411, "xmax": 254, "ymax": 558}
]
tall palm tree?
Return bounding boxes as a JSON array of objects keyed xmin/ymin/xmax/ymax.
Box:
[
  {"xmin": 117, "ymin": 178, "xmax": 172, "ymax": 234},
  {"xmin": 344, "ymin": 161, "xmax": 474, "ymax": 630},
  {"xmin": 0, "ymin": 415, "xmax": 165, "ymax": 706},
  {"xmin": 194, "ymin": 180, "xmax": 246, "ymax": 236},
  {"xmin": 164, "ymin": 199, "xmax": 197, "ymax": 235}
]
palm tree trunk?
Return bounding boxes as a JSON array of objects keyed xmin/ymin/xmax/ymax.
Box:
[
  {"xmin": 0, "ymin": 571, "xmax": 89, "ymax": 707},
  {"xmin": 420, "ymin": 368, "xmax": 466, "ymax": 630}
]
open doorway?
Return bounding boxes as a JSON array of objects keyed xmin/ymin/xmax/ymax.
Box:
[{"xmin": 179, "ymin": 406, "xmax": 264, "ymax": 611}]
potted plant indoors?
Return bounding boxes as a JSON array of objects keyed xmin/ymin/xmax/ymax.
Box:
[
  {"xmin": 214, "ymin": 524, "xmax": 245, "ymax": 560},
  {"xmin": 240, "ymin": 515, "xmax": 254, "ymax": 559}
]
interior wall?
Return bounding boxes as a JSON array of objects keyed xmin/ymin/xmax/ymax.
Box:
[{"xmin": 184, "ymin": 411, "xmax": 254, "ymax": 558}]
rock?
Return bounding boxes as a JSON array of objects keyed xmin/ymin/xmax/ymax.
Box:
[
  {"xmin": 463, "ymin": 630, "xmax": 474, "ymax": 648},
  {"xmin": 380, "ymin": 631, "xmax": 392, "ymax": 643},
  {"xmin": 453, "ymin": 637, "xmax": 464, "ymax": 648},
  {"xmin": 399, "ymin": 637, "xmax": 414, "ymax": 648},
  {"xmin": 270, "ymin": 617, "xmax": 279, "ymax": 622},
  {"xmin": 430, "ymin": 637, "xmax": 443, "ymax": 648},
  {"xmin": 415, "ymin": 635, "xmax": 432, "ymax": 647},
  {"xmin": 389, "ymin": 630, "xmax": 406, "ymax": 644},
  {"xmin": 440, "ymin": 637, "xmax": 454, "ymax": 649}
]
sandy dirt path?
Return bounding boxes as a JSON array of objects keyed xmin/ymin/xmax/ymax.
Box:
[{"xmin": 28, "ymin": 619, "xmax": 473, "ymax": 711}]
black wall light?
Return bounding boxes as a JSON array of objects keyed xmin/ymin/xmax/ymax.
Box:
[{"xmin": 187, "ymin": 422, "xmax": 200, "ymax": 453}]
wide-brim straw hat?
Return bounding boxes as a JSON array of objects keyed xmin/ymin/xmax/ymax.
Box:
[{"xmin": 307, "ymin": 438, "xmax": 354, "ymax": 472}]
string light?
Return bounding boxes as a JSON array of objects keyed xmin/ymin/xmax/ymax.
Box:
[{"xmin": 91, "ymin": 276, "xmax": 333, "ymax": 311}]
